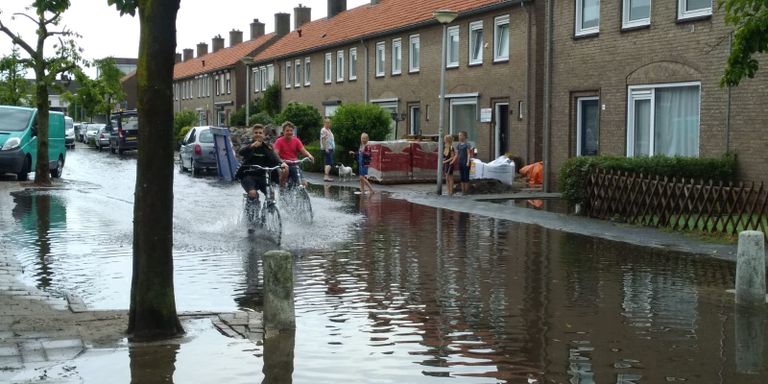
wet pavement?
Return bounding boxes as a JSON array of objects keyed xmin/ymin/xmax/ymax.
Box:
[{"xmin": 1, "ymin": 142, "xmax": 766, "ymax": 383}]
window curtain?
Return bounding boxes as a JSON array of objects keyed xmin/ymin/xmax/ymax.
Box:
[
  {"xmin": 452, "ymin": 103, "xmax": 477, "ymax": 140},
  {"xmin": 582, "ymin": 0, "xmax": 600, "ymax": 29},
  {"xmin": 687, "ymin": 0, "xmax": 710, "ymax": 11},
  {"xmin": 633, "ymin": 99, "xmax": 651, "ymax": 156},
  {"xmin": 630, "ymin": 0, "xmax": 650, "ymax": 20},
  {"xmin": 654, "ymin": 86, "xmax": 699, "ymax": 156},
  {"xmin": 496, "ymin": 24, "xmax": 509, "ymax": 58}
]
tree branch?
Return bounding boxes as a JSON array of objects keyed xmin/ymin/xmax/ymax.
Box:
[{"xmin": 0, "ymin": 22, "xmax": 37, "ymax": 58}]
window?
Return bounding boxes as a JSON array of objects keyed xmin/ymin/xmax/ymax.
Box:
[
  {"xmin": 266, "ymin": 65, "xmax": 273, "ymax": 87},
  {"xmin": 494, "ymin": 16, "xmax": 509, "ymax": 62},
  {"xmin": 285, "ymin": 61, "xmax": 292, "ymax": 88},
  {"xmin": 324, "ymin": 52, "xmax": 333, "ymax": 83},
  {"xmin": 678, "ymin": 0, "xmax": 711, "ymax": 20},
  {"xmin": 225, "ymin": 72, "xmax": 231, "ymax": 94},
  {"xmin": 376, "ymin": 42, "xmax": 385, "ymax": 77},
  {"xmin": 576, "ymin": 97, "xmax": 599, "ymax": 156},
  {"xmin": 214, "ymin": 76, "xmax": 220, "ymax": 96},
  {"xmin": 349, "ymin": 48, "xmax": 358, "ymax": 80},
  {"xmin": 576, "ymin": 0, "xmax": 600, "ymax": 36},
  {"xmin": 304, "ymin": 57, "xmax": 311, "ymax": 86},
  {"xmin": 447, "ymin": 26, "xmax": 459, "ymax": 68},
  {"xmin": 449, "ymin": 98, "xmax": 477, "ymax": 140},
  {"xmin": 336, "ymin": 50, "xmax": 345, "ymax": 82},
  {"xmin": 392, "ymin": 38, "xmax": 402, "ymax": 74},
  {"xmin": 469, "ymin": 21, "xmax": 483, "ymax": 65},
  {"xmin": 253, "ymin": 68, "xmax": 260, "ymax": 92},
  {"xmin": 295, "ymin": 59, "xmax": 302, "ymax": 87},
  {"xmin": 409, "ymin": 35, "xmax": 420, "ymax": 72},
  {"xmin": 409, "ymin": 105, "xmax": 421, "ymax": 135},
  {"xmin": 627, "ymin": 83, "xmax": 700, "ymax": 157},
  {"xmin": 623, "ymin": 0, "xmax": 650, "ymax": 29}
]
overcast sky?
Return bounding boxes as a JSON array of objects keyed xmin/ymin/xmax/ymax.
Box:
[{"xmin": 1, "ymin": 0, "xmax": 368, "ymax": 77}]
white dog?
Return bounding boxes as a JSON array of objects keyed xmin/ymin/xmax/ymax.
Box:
[{"xmin": 335, "ymin": 163, "xmax": 355, "ymax": 181}]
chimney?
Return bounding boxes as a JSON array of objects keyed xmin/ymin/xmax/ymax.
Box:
[
  {"xmin": 196, "ymin": 42, "xmax": 208, "ymax": 58},
  {"xmin": 327, "ymin": 0, "xmax": 347, "ymax": 18},
  {"xmin": 212, "ymin": 35, "xmax": 225, "ymax": 52},
  {"xmin": 275, "ymin": 13, "xmax": 290, "ymax": 37},
  {"xmin": 183, "ymin": 48, "xmax": 194, "ymax": 62},
  {"xmin": 250, "ymin": 18, "xmax": 265, "ymax": 39},
  {"xmin": 175, "ymin": 53, "xmax": 182, "ymax": 63},
  {"xmin": 229, "ymin": 29, "xmax": 243, "ymax": 47},
  {"xmin": 294, "ymin": 4, "xmax": 311, "ymax": 30}
]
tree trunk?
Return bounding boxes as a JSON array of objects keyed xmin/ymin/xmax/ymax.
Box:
[
  {"xmin": 128, "ymin": 0, "xmax": 183, "ymax": 340},
  {"xmin": 34, "ymin": 67, "xmax": 51, "ymax": 186}
]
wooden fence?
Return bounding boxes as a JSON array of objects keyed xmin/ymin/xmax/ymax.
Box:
[{"xmin": 585, "ymin": 169, "xmax": 768, "ymax": 238}]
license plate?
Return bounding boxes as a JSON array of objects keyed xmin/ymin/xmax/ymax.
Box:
[{"xmin": 127, "ymin": 136, "xmax": 137, "ymax": 141}]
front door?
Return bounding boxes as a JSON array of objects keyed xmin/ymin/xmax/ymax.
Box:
[{"xmin": 494, "ymin": 103, "xmax": 509, "ymax": 158}]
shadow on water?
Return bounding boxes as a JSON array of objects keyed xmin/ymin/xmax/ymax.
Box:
[
  {"xmin": 129, "ymin": 342, "xmax": 179, "ymax": 383},
  {"xmin": 262, "ymin": 331, "xmax": 295, "ymax": 384}
]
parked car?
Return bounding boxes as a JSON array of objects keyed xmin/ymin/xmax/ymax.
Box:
[
  {"xmin": 179, "ymin": 126, "xmax": 219, "ymax": 176},
  {"xmin": 64, "ymin": 116, "xmax": 75, "ymax": 148},
  {"xmin": 85, "ymin": 123, "xmax": 104, "ymax": 146},
  {"xmin": 94, "ymin": 125, "xmax": 111, "ymax": 151},
  {"xmin": 0, "ymin": 105, "xmax": 66, "ymax": 180},
  {"xmin": 74, "ymin": 122, "xmax": 85, "ymax": 142},
  {"xmin": 109, "ymin": 110, "xmax": 138, "ymax": 154}
]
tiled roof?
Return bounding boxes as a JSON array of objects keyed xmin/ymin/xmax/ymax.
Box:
[
  {"xmin": 252, "ymin": 0, "xmax": 513, "ymax": 63},
  {"xmin": 121, "ymin": 70, "xmax": 136, "ymax": 82},
  {"xmin": 174, "ymin": 33, "xmax": 275, "ymax": 79}
]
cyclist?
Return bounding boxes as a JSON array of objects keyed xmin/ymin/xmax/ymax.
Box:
[
  {"xmin": 273, "ymin": 121, "xmax": 314, "ymax": 188},
  {"xmin": 236, "ymin": 124, "xmax": 287, "ymax": 203}
]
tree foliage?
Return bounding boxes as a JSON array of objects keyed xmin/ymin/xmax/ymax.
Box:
[
  {"xmin": 330, "ymin": 103, "xmax": 392, "ymax": 151},
  {"xmin": 0, "ymin": 47, "xmax": 32, "ymax": 105},
  {"xmin": 260, "ymin": 82, "xmax": 281, "ymax": 116},
  {"xmin": 721, "ymin": 0, "xmax": 768, "ymax": 86},
  {"xmin": 0, "ymin": 0, "xmax": 83, "ymax": 185},
  {"xmin": 275, "ymin": 102, "xmax": 323, "ymax": 143}
]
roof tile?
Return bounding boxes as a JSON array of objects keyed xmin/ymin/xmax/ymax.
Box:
[{"xmin": 174, "ymin": 33, "xmax": 275, "ymax": 79}]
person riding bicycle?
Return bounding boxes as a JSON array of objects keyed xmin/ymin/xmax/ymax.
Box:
[
  {"xmin": 273, "ymin": 121, "xmax": 314, "ymax": 189},
  {"xmin": 236, "ymin": 124, "xmax": 286, "ymax": 203}
]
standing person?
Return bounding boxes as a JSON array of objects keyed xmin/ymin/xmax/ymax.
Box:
[
  {"xmin": 235, "ymin": 124, "xmax": 286, "ymax": 202},
  {"xmin": 349, "ymin": 132, "xmax": 375, "ymax": 195},
  {"xmin": 273, "ymin": 121, "xmax": 315, "ymax": 188},
  {"xmin": 456, "ymin": 131, "xmax": 472, "ymax": 195},
  {"xmin": 320, "ymin": 118, "xmax": 335, "ymax": 182},
  {"xmin": 442, "ymin": 134, "xmax": 457, "ymax": 196}
]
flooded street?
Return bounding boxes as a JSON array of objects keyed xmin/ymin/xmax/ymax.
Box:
[{"xmin": 1, "ymin": 145, "xmax": 767, "ymax": 383}]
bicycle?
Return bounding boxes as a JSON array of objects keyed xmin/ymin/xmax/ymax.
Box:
[
  {"xmin": 280, "ymin": 157, "xmax": 313, "ymax": 224},
  {"xmin": 239, "ymin": 164, "xmax": 283, "ymax": 245}
]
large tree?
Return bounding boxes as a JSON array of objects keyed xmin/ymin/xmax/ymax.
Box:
[
  {"xmin": 0, "ymin": 47, "xmax": 33, "ymax": 106},
  {"xmin": 0, "ymin": 1, "xmax": 82, "ymax": 186},
  {"xmin": 62, "ymin": 58, "xmax": 126, "ymax": 121},
  {"xmin": 108, "ymin": 0, "xmax": 184, "ymax": 340},
  {"xmin": 721, "ymin": 0, "xmax": 768, "ymax": 86}
]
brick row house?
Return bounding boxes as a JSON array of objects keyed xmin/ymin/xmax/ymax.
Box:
[{"xmin": 170, "ymin": 0, "xmax": 766, "ymax": 187}]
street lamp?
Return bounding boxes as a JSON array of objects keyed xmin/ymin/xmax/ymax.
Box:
[
  {"xmin": 390, "ymin": 111, "xmax": 405, "ymax": 139},
  {"xmin": 241, "ymin": 56, "xmax": 254, "ymax": 127},
  {"xmin": 433, "ymin": 9, "xmax": 458, "ymax": 195}
]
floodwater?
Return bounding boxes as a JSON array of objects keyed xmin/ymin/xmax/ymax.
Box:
[{"xmin": 1, "ymin": 145, "xmax": 767, "ymax": 383}]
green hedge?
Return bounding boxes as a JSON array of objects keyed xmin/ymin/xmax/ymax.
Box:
[
  {"xmin": 559, "ymin": 154, "xmax": 738, "ymax": 205},
  {"xmin": 303, "ymin": 141, "xmax": 357, "ymax": 174}
]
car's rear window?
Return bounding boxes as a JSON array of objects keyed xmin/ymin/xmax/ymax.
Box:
[
  {"xmin": 198, "ymin": 130, "xmax": 214, "ymax": 143},
  {"xmin": 0, "ymin": 108, "xmax": 34, "ymax": 132}
]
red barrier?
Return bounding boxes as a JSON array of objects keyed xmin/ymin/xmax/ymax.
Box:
[
  {"xmin": 366, "ymin": 141, "xmax": 412, "ymax": 184},
  {"xmin": 409, "ymin": 141, "xmax": 439, "ymax": 182}
]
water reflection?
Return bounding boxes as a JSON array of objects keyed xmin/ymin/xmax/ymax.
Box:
[
  {"xmin": 129, "ymin": 342, "xmax": 179, "ymax": 383},
  {"xmin": 735, "ymin": 305, "xmax": 766, "ymax": 375},
  {"xmin": 262, "ymin": 330, "xmax": 295, "ymax": 384}
]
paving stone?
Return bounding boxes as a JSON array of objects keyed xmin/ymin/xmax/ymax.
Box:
[
  {"xmin": 42, "ymin": 339, "xmax": 82, "ymax": 350},
  {"xmin": 0, "ymin": 344, "xmax": 19, "ymax": 357},
  {"xmin": 19, "ymin": 341, "xmax": 46, "ymax": 363},
  {"xmin": 0, "ymin": 355, "xmax": 22, "ymax": 370}
]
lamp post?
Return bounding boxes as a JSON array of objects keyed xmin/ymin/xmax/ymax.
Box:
[
  {"xmin": 390, "ymin": 111, "xmax": 405, "ymax": 139},
  {"xmin": 241, "ymin": 57, "xmax": 254, "ymax": 127},
  {"xmin": 433, "ymin": 9, "xmax": 458, "ymax": 195}
]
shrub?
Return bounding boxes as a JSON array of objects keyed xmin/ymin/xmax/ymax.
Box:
[
  {"xmin": 176, "ymin": 126, "xmax": 193, "ymax": 149},
  {"xmin": 174, "ymin": 110, "xmax": 197, "ymax": 140},
  {"xmin": 260, "ymin": 83, "xmax": 281, "ymax": 117},
  {"xmin": 249, "ymin": 111, "xmax": 273, "ymax": 126},
  {"xmin": 558, "ymin": 154, "xmax": 739, "ymax": 206},
  {"xmin": 331, "ymin": 103, "xmax": 391, "ymax": 151},
  {"xmin": 275, "ymin": 102, "xmax": 323, "ymax": 143},
  {"xmin": 304, "ymin": 141, "xmax": 356, "ymax": 173}
]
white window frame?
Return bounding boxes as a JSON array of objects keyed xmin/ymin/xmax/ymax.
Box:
[
  {"xmin": 336, "ymin": 50, "xmax": 345, "ymax": 82},
  {"xmin": 376, "ymin": 41, "xmax": 386, "ymax": 77},
  {"xmin": 214, "ymin": 76, "xmax": 220, "ymax": 96},
  {"xmin": 409, "ymin": 35, "xmax": 420, "ymax": 73},
  {"xmin": 446, "ymin": 26, "xmax": 459, "ymax": 68},
  {"xmin": 253, "ymin": 68, "xmax": 260, "ymax": 92},
  {"xmin": 324, "ymin": 52, "xmax": 333, "ymax": 84},
  {"xmin": 392, "ymin": 38, "xmax": 402, "ymax": 75},
  {"xmin": 468, "ymin": 21, "xmax": 483, "ymax": 66},
  {"xmin": 285, "ymin": 62, "xmax": 292, "ymax": 89},
  {"xmin": 626, "ymin": 82, "xmax": 701, "ymax": 157},
  {"xmin": 294, "ymin": 59, "xmax": 302, "ymax": 87},
  {"xmin": 266, "ymin": 65, "xmax": 273, "ymax": 87},
  {"xmin": 623, "ymin": 0, "xmax": 651, "ymax": 29},
  {"xmin": 576, "ymin": 96, "xmax": 599, "ymax": 156},
  {"xmin": 304, "ymin": 57, "xmax": 311, "ymax": 86},
  {"xmin": 226, "ymin": 71, "xmax": 231, "ymax": 94},
  {"xmin": 494, "ymin": 15, "xmax": 510, "ymax": 62},
  {"xmin": 678, "ymin": 0, "xmax": 712, "ymax": 20},
  {"xmin": 576, "ymin": 0, "xmax": 600, "ymax": 36},
  {"xmin": 349, "ymin": 48, "xmax": 358, "ymax": 80}
]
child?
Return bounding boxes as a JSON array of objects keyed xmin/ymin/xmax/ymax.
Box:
[
  {"xmin": 442, "ymin": 134, "xmax": 457, "ymax": 196},
  {"xmin": 349, "ymin": 132, "xmax": 376, "ymax": 195},
  {"xmin": 456, "ymin": 131, "xmax": 472, "ymax": 195}
]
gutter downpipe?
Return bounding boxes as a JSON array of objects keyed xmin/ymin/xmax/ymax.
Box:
[
  {"xmin": 542, "ymin": 0, "xmax": 553, "ymax": 192},
  {"xmin": 726, "ymin": 32, "xmax": 732, "ymax": 153},
  {"xmin": 362, "ymin": 38, "xmax": 369, "ymax": 104}
]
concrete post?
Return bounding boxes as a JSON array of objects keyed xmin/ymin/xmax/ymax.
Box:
[
  {"xmin": 736, "ymin": 231, "xmax": 766, "ymax": 306},
  {"xmin": 263, "ymin": 250, "xmax": 295, "ymax": 333}
]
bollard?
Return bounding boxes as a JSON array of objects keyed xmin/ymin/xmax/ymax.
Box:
[
  {"xmin": 263, "ymin": 250, "xmax": 295, "ymax": 334},
  {"xmin": 735, "ymin": 231, "xmax": 766, "ymax": 306}
]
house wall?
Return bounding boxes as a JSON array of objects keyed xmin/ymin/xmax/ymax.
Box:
[
  {"xmin": 550, "ymin": 1, "xmax": 768, "ymax": 184},
  {"xmin": 175, "ymin": 68, "xmax": 239, "ymax": 126}
]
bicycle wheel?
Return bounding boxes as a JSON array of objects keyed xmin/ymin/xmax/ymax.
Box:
[
  {"xmin": 262, "ymin": 204, "xmax": 282, "ymax": 245},
  {"xmin": 295, "ymin": 187, "xmax": 313, "ymax": 224},
  {"xmin": 244, "ymin": 199, "xmax": 261, "ymax": 232}
]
